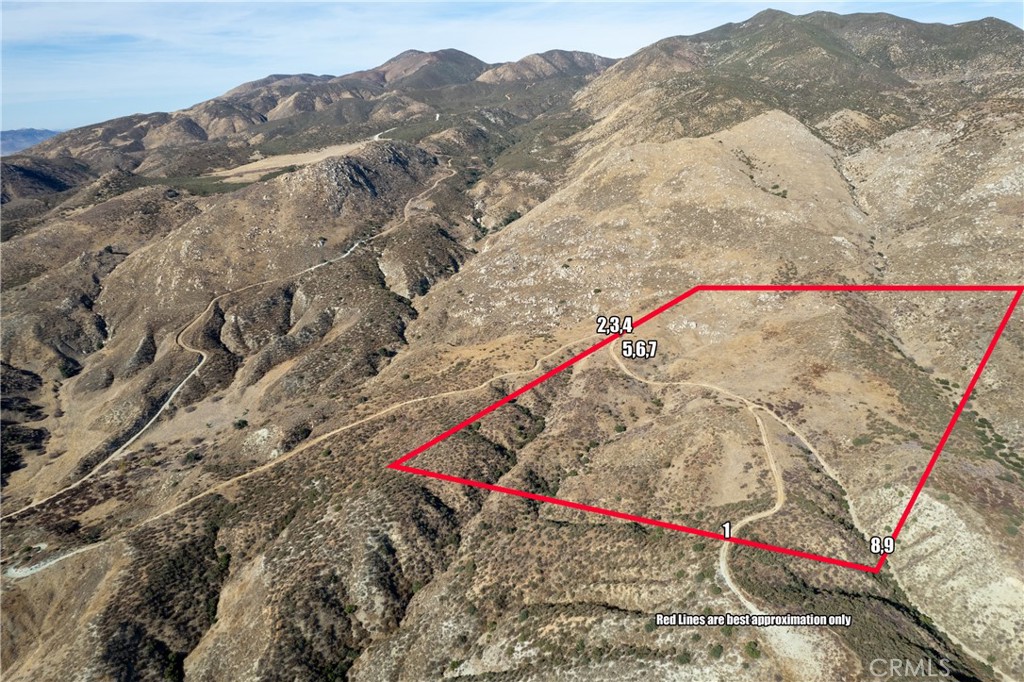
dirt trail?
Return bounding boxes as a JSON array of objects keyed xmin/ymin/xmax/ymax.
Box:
[
  {"xmin": 117, "ymin": 334, "xmax": 598, "ymax": 533},
  {"xmin": 718, "ymin": 409, "xmax": 785, "ymax": 588},
  {"xmin": 609, "ymin": 345, "xmax": 860, "ymax": 680},
  {"xmin": 609, "ymin": 339, "xmax": 1004, "ymax": 679},
  {"xmin": 3, "ymin": 323, "xmax": 597, "ymax": 576},
  {"xmin": 2, "ymin": 141, "xmax": 453, "ymax": 523},
  {"xmin": 403, "ymin": 157, "xmax": 455, "ymax": 221},
  {"xmin": 2, "ymin": 545, "xmax": 96, "ymax": 579},
  {"xmin": 607, "ymin": 349, "xmax": 786, "ymax": 590},
  {"xmin": 608, "ymin": 344, "xmax": 871, "ymax": 544}
]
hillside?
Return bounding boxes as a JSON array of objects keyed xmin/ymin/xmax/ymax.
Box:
[{"xmin": 1, "ymin": 10, "xmax": 1022, "ymax": 682}]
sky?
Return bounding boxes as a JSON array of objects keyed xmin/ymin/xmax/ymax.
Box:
[{"xmin": 2, "ymin": 1, "xmax": 1022, "ymax": 130}]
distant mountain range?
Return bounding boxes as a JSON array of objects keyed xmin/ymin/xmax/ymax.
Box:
[
  {"xmin": 0, "ymin": 128, "xmax": 61, "ymax": 155},
  {"xmin": 2, "ymin": 10, "xmax": 1022, "ymax": 682}
]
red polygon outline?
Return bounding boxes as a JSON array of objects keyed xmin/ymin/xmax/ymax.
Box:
[{"xmin": 388, "ymin": 285, "xmax": 1023, "ymax": 574}]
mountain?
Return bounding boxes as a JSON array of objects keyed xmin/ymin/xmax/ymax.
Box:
[
  {"xmin": 13, "ymin": 49, "xmax": 491, "ymax": 176},
  {"xmin": 0, "ymin": 129, "xmax": 61, "ymax": 156},
  {"xmin": 477, "ymin": 50, "xmax": 615, "ymax": 83},
  {"xmin": 1, "ymin": 10, "xmax": 1022, "ymax": 682},
  {"xmin": 574, "ymin": 9, "xmax": 1023, "ymax": 153}
]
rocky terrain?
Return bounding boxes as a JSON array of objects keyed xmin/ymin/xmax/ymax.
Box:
[{"xmin": 2, "ymin": 10, "xmax": 1022, "ymax": 681}]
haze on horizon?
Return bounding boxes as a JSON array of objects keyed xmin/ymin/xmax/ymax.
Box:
[{"xmin": 2, "ymin": 0, "xmax": 1022, "ymax": 131}]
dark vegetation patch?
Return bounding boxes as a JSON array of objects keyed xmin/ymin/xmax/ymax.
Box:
[{"xmin": 99, "ymin": 496, "xmax": 236, "ymax": 681}]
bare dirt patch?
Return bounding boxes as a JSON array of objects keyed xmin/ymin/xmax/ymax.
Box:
[{"xmin": 205, "ymin": 141, "xmax": 370, "ymax": 183}]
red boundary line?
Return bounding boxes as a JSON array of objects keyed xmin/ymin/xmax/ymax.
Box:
[{"xmin": 388, "ymin": 284, "xmax": 1023, "ymax": 574}]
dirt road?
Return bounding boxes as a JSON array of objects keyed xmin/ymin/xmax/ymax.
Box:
[
  {"xmin": 2, "ymin": 142, "xmax": 454, "ymax": 522},
  {"xmin": 609, "ymin": 344, "xmax": 860, "ymax": 680}
]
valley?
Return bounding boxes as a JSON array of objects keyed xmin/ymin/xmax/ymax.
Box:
[{"xmin": 2, "ymin": 9, "xmax": 1022, "ymax": 681}]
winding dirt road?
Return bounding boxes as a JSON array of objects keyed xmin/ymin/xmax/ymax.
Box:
[
  {"xmin": 606, "ymin": 348, "xmax": 786, "ymax": 599},
  {"xmin": 0, "ymin": 135, "xmax": 580, "ymax": 573},
  {"xmin": 2, "ymin": 140, "xmax": 454, "ymax": 522},
  {"xmin": 3, "ymin": 331, "xmax": 598, "ymax": 577},
  {"xmin": 609, "ymin": 343, "xmax": 861, "ymax": 680}
]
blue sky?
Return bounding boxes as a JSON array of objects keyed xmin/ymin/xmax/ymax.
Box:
[{"xmin": 2, "ymin": 1, "xmax": 1021, "ymax": 130}]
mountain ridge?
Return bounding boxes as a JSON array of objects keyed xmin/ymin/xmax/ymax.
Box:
[
  {"xmin": 0, "ymin": 129, "xmax": 62, "ymax": 156},
  {"xmin": 1, "ymin": 9, "xmax": 1022, "ymax": 681}
]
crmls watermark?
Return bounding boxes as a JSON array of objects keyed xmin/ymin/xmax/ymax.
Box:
[{"xmin": 869, "ymin": 658, "xmax": 951, "ymax": 678}]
